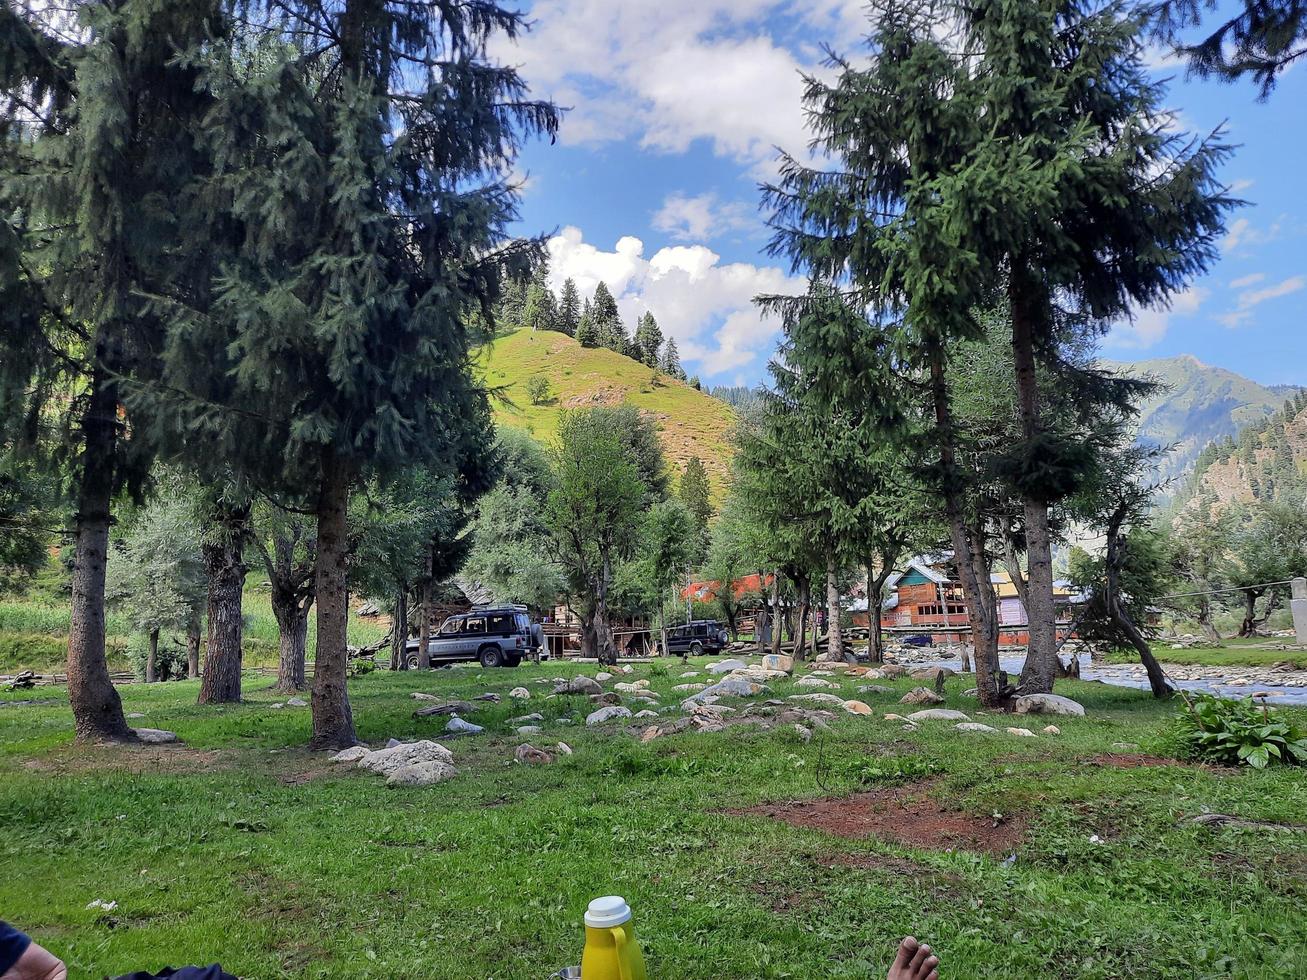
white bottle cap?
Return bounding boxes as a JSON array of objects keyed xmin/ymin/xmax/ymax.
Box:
[{"xmin": 585, "ymin": 895, "xmax": 632, "ymax": 928}]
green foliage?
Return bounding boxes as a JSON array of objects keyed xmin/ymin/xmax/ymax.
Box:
[
  {"xmin": 526, "ymin": 374, "xmax": 553, "ymax": 406},
  {"xmin": 678, "ymin": 457, "xmax": 713, "ymax": 562},
  {"xmin": 1171, "ymin": 694, "xmax": 1307, "ymax": 769},
  {"xmin": 634, "ymin": 312, "xmax": 663, "ymax": 368},
  {"xmin": 658, "ymin": 337, "xmax": 684, "ymax": 380},
  {"xmin": 557, "ymin": 279, "xmax": 581, "ymax": 336},
  {"xmin": 126, "ymin": 631, "xmax": 189, "ymax": 682},
  {"xmin": 1150, "ymin": 0, "xmax": 1307, "ymax": 97}
]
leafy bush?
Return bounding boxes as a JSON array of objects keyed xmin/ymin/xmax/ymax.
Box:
[
  {"xmin": 1171, "ymin": 693, "xmax": 1307, "ymax": 769},
  {"xmin": 127, "ymin": 633, "xmax": 190, "ymax": 681},
  {"xmin": 526, "ymin": 374, "xmax": 553, "ymax": 405}
]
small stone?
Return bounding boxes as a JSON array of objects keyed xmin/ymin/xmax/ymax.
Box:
[
  {"xmin": 269, "ymin": 703, "xmax": 285, "ymax": 709},
  {"xmin": 899, "ymin": 687, "xmax": 944, "ymax": 706},
  {"xmin": 762, "ymin": 654, "xmax": 795, "ymax": 674},
  {"xmin": 910, "ymin": 667, "xmax": 956, "ymax": 682},
  {"xmin": 883, "ymin": 713, "xmax": 908, "ymax": 722},
  {"xmin": 633, "ymin": 709, "xmax": 659, "ymax": 718},
  {"xmin": 1005, "ymin": 727, "xmax": 1038, "ymax": 738},
  {"xmin": 695, "ymin": 677, "xmax": 767, "ymax": 699},
  {"xmin": 904, "ymin": 708, "xmax": 971, "ymax": 723},
  {"xmin": 878, "ymin": 664, "xmax": 909, "ymax": 679},
  {"xmin": 705, "ymin": 659, "xmax": 748, "ymax": 674},
  {"xmin": 358, "ymin": 740, "xmax": 454, "ymax": 776},
  {"xmin": 1041, "ymin": 725, "xmax": 1061, "ymax": 736},
  {"xmin": 132, "ymin": 728, "xmax": 179, "ymax": 744},
  {"xmin": 796, "ymin": 676, "xmax": 840, "ymax": 689},
  {"xmin": 411, "ymin": 692, "xmax": 441, "ymax": 701},
  {"xmin": 1013, "ymin": 694, "xmax": 1086, "ymax": 717},
  {"xmin": 956, "ymin": 722, "xmax": 998, "ymax": 733},
  {"xmin": 842, "ymin": 700, "xmax": 873, "ymax": 715},
  {"xmin": 590, "ymin": 692, "xmax": 622, "ymax": 706},
  {"xmin": 673, "ymin": 683, "xmax": 706, "ymax": 692},
  {"xmin": 330, "ymin": 746, "xmax": 371, "ymax": 763},
  {"xmin": 386, "ymin": 738, "xmax": 402, "ymax": 748},
  {"xmin": 509, "ymin": 713, "xmax": 544, "ymax": 724},
  {"xmin": 555, "ymin": 676, "xmax": 603, "ymax": 696},
  {"xmin": 679, "ymin": 671, "xmax": 701, "ymax": 678},
  {"xmin": 515, "ymin": 726, "xmax": 542, "ymax": 735},
  {"xmin": 556, "ymin": 741, "xmax": 573, "ymax": 755},
  {"xmin": 614, "ymin": 680, "xmax": 650, "ymax": 693},
  {"xmin": 508, "ymin": 687, "xmax": 531, "ymax": 700},
  {"xmin": 857, "ymin": 685, "xmax": 893, "ymax": 694},
  {"xmin": 793, "ymin": 724, "xmax": 813, "ymax": 742},
  {"xmin": 413, "ymin": 701, "xmax": 475, "ymax": 718},
  {"xmin": 446, "ymin": 716, "xmax": 484, "ymax": 735},
  {"xmin": 595, "ymin": 671, "xmax": 614, "ymax": 681},
  {"xmin": 586, "ymin": 705, "xmax": 632, "ymax": 726},
  {"xmin": 472, "ymin": 692, "xmax": 501, "ymax": 703},
  {"xmin": 286, "ymin": 697, "xmax": 308, "ymax": 707},
  {"xmin": 1111, "ymin": 741, "xmax": 1140, "ymax": 750},
  {"xmin": 514, "ymin": 743, "xmax": 554, "ymax": 765},
  {"xmin": 788, "ymin": 692, "xmax": 846, "ymax": 705},
  {"xmin": 386, "ymin": 759, "xmax": 457, "ymax": 786},
  {"xmin": 126, "ymin": 712, "xmax": 145, "ymax": 719}
]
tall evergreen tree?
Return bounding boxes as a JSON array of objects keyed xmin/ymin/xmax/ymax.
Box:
[
  {"xmin": 635, "ymin": 312, "xmax": 664, "ymax": 368},
  {"xmin": 762, "ymin": 0, "xmax": 1230, "ymax": 703},
  {"xmin": 1, "ymin": 0, "xmax": 220, "ymax": 740},
  {"xmin": 1151, "ymin": 0, "xmax": 1307, "ymax": 96},
  {"xmin": 558, "ymin": 278, "xmax": 581, "ymax": 336},
  {"xmin": 166, "ymin": 0, "xmax": 556, "ymax": 746},
  {"xmin": 576, "ymin": 298, "xmax": 599, "ymax": 347},
  {"xmin": 659, "ymin": 338, "xmax": 685, "ymax": 379},
  {"xmin": 678, "ymin": 457, "xmax": 713, "ymax": 563},
  {"xmin": 591, "ymin": 281, "xmax": 628, "ymax": 353}
]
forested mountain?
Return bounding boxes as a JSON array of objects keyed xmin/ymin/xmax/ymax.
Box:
[{"xmin": 1101, "ymin": 355, "xmax": 1302, "ymax": 485}]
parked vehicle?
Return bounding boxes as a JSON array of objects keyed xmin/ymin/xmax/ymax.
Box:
[
  {"xmin": 661, "ymin": 619, "xmax": 730, "ymax": 656},
  {"xmin": 902, "ymin": 634, "xmax": 934, "ymax": 647},
  {"xmin": 406, "ymin": 606, "xmax": 536, "ymax": 668}
]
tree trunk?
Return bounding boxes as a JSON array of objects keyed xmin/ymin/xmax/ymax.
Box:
[
  {"xmin": 66, "ymin": 367, "xmax": 134, "ymax": 742},
  {"xmin": 769, "ymin": 571, "xmax": 784, "ymax": 657},
  {"xmin": 186, "ymin": 619, "xmax": 201, "ymax": 680},
  {"xmin": 821, "ymin": 552, "xmax": 846, "ymax": 663},
  {"xmin": 868, "ymin": 565, "xmax": 890, "ymax": 664},
  {"xmin": 145, "ymin": 628, "xmax": 158, "ymax": 683},
  {"xmin": 1104, "ymin": 504, "xmax": 1172, "ymax": 698},
  {"xmin": 794, "ymin": 576, "xmax": 810, "ymax": 660},
  {"xmin": 197, "ymin": 508, "xmax": 248, "ymax": 705},
  {"xmin": 1009, "ymin": 278, "xmax": 1058, "ymax": 696},
  {"xmin": 271, "ymin": 595, "xmax": 309, "ymax": 693},
  {"xmin": 310, "ymin": 453, "xmax": 357, "ymax": 749},
  {"xmin": 1237, "ymin": 588, "xmax": 1269, "ymax": 638},
  {"xmin": 929, "ymin": 346, "xmax": 1003, "ymax": 706},
  {"xmin": 417, "ymin": 580, "xmax": 432, "ymax": 670},
  {"xmin": 1197, "ymin": 600, "xmax": 1221, "ymax": 644},
  {"xmin": 390, "ymin": 588, "xmax": 409, "ymax": 670},
  {"xmin": 594, "ymin": 550, "xmax": 618, "ymax": 665}
]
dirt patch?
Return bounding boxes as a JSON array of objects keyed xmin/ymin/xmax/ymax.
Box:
[
  {"xmin": 818, "ymin": 851, "xmax": 937, "ymax": 875},
  {"xmin": 22, "ymin": 743, "xmax": 231, "ymax": 776},
  {"xmin": 731, "ymin": 781, "xmax": 1027, "ymax": 855}
]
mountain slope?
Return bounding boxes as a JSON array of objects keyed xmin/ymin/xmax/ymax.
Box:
[
  {"xmin": 477, "ymin": 329, "xmax": 737, "ymax": 496},
  {"xmin": 1101, "ymin": 354, "xmax": 1302, "ymax": 484}
]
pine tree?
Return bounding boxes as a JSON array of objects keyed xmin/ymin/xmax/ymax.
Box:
[
  {"xmin": 1152, "ymin": 0, "xmax": 1307, "ymax": 97},
  {"xmin": 678, "ymin": 458, "xmax": 713, "ymax": 563},
  {"xmin": 659, "ymin": 338, "xmax": 685, "ymax": 379},
  {"xmin": 635, "ymin": 312, "xmax": 664, "ymax": 368},
  {"xmin": 576, "ymin": 298, "xmax": 599, "ymax": 347},
  {"xmin": 162, "ymin": 0, "xmax": 556, "ymax": 746},
  {"xmin": 558, "ymin": 278, "xmax": 581, "ymax": 336},
  {"xmin": 591, "ymin": 281, "xmax": 628, "ymax": 353},
  {"xmin": 762, "ymin": 0, "xmax": 1230, "ymax": 703}
]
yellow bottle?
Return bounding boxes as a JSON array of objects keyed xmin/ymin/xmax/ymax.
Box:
[{"xmin": 580, "ymin": 896, "xmax": 647, "ymax": 980}]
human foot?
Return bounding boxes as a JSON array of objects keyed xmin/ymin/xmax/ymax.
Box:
[{"xmin": 887, "ymin": 936, "xmax": 939, "ymax": 980}]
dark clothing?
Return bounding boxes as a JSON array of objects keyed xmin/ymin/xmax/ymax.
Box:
[
  {"xmin": 0, "ymin": 921, "xmax": 32, "ymax": 974},
  {"xmin": 114, "ymin": 967, "xmax": 238, "ymax": 980}
]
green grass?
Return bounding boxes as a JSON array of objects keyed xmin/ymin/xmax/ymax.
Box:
[
  {"xmin": 1104, "ymin": 637, "xmax": 1306, "ymax": 669},
  {"xmin": 0, "ymin": 589, "xmax": 389, "ymax": 674},
  {"xmin": 478, "ymin": 328, "xmax": 737, "ymax": 499},
  {"xmin": 3, "ymin": 660, "xmax": 1306, "ymax": 978}
]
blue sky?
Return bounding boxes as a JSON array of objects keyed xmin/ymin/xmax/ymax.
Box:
[{"xmin": 497, "ymin": 1, "xmax": 1306, "ymax": 389}]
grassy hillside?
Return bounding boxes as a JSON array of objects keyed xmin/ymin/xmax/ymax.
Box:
[
  {"xmin": 1102, "ymin": 354, "xmax": 1302, "ymax": 485},
  {"xmin": 478, "ymin": 329, "xmax": 737, "ymax": 496}
]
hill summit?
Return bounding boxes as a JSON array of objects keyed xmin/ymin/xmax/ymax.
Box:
[{"xmin": 477, "ymin": 329, "xmax": 737, "ymax": 495}]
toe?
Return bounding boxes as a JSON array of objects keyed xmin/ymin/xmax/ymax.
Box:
[
  {"xmin": 907, "ymin": 943, "xmax": 933, "ymax": 976},
  {"xmin": 892, "ymin": 936, "xmax": 919, "ymax": 969}
]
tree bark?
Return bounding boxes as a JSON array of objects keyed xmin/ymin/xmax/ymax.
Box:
[
  {"xmin": 186, "ymin": 619, "xmax": 201, "ymax": 680},
  {"xmin": 821, "ymin": 552, "xmax": 847, "ymax": 663},
  {"xmin": 417, "ymin": 580, "xmax": 432, "ymax": 670},
  {"xmin": 1237, "ymin": 588, "xmax": 1273, "ymax": 638},
  {"xmin": 198, "ymin": 505, "xmax": 249, "ymax": 705},
  {"xmin": 1104, "ymin": 503, "xmax": 1172, "ymax": 698},
  {"xmin": 929, "ymin": 346, "xmax": 1003, "ymax": 706},
  {"xmin": 1197, "ymin": 600, "xmax": 1221, "ymax": 644},
  {"xmin": 310, "ymin": 452, "xmax": 357, "ymax": 749},
  {"xmin": 868, "ymin": 563, "xmax": 892, "ymax": 664},
  {"xmin": 272, "ymin": 596, "xmax": 309, "ymax": 693},
  {"xmin": 145, "ymin": 628, "xmax": 158, "ymax": 683},
  {"xmin": 769, "ymin": 571, "xmax": 784, "ymax": 657},
  {"xmin": 593, "ymin": 549, "xmax": 618, "ymax": 665},
  {"xmin": 66, "ymin": 367, "xmax": 135, "ymax": 742},
  {"xmin": 390, "ymin": 587, "xmax": 409, "ymax": 670},
  {"xmin": 1008, "ymin": 277, "xmax": 1058, "ymax": 696}
]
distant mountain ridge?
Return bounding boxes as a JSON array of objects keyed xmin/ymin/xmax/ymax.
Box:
[{"xmin": 1100, "ymin": 354, "xmax": 1303, "ymax": 486}]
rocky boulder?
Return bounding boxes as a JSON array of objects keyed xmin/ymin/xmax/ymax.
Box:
[
  {"xmin": 555, "ymin": 676, "xmax": 604, "ymax": 696},
  {"xmin": 796, "ymin": 676, "xmax": 840, "ymax": 690},
  {"xmin": 508, "ymin": 687, "xmax": 531, "ymax": 700},
  {"xmin": 899, "ymin": 687, "xmax": 944, "ymax": 706},
  {"xmin": 695, "ymin": 676, "xmax": 767, "ymax": 699},
  {"xmin": 904, "ymin": 708, "xmax": 971, "ymax": 723},
  {"xmin": 586, "ymin": 705, "xmax": 632, "ymax": 726},
  {"xmin": 1013, "ymin": 694, "xmax": 1086, "ymax": 717},
  {"xmin": 329, "ymin": 745, "xmax": 371, "ymax": 763},
  {"xmin": 842, "ymin": 700, "xmax": 873, "ymax": 715},
  {"xmin": 910, "ymin": 667, "xmax": 956, "ymax": 683},
  {"xmin": 955, "ymin": 722, "xmax": 997, "ymax": 734},
  {"xmin": 1006, "ymin": 727, "xmax": 1038, "ymax": 737},
  {"xmin": 705, "ymin": 658, "xmax": 748, "ymax": 674},
  {"xmin": 132, "ymin": 728, "xmax": 180, "ymax": 745},
  {"xmin": 788, "ymin": 692, "xmax": 846, "ymax": 706},
  {"xmin": 514, "ymin": 743, "xmax": 554, "ymax": 765},
  {"xmin": 358, "ymin": 740, "xmax": 454, "ymax": 777},
  {"xmin": 762, "ymin": 654, "xmax": 794, "ymax": 674},
  {"xmin": 445, "ymin": 716, "xmax": 484, "ymax": 735},
  {"xmin": 386, "ymin": 759, "xmax": 457, "ymax": 786}
]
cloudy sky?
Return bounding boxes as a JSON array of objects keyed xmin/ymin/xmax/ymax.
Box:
[{"xmin": 498, "ymin": 0, "xmax": 1306, "ymax": 388}]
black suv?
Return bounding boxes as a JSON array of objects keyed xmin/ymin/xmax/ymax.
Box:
[
  {"xmin": 662, "ymin": 620, "xmax": 730, "ymax": 656},
  {"xmin": 406, "ymin": 606, "xmax": 535, "ymax": 668}
]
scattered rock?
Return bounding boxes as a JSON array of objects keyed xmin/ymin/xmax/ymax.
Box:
[
  {"xmin": 446, "ymin": 716, "xmax": 484, "ymax": 735},
  {"xmin": 515, "ymin": 726, "xmax": 542, "ymax": 735},
  {"xmin": 1112, "ymin": 742, "xmax": 1140, "ymax": 750},
  {"xmin": 910, "ymin": 667, "xmax": 955, "ymax": 682},
  {"xmin": 86, "ymin": 899, "xmax": 118, "ymax": 912},
  {"xmin": 1005, "ymin": 727, "xmax": 1038, "ymax": 738},
  {"xmin": 358, "ymin": 740, "xmax": 454, "ymax": 776},
  {"xmin": 796, "ymin": 676, "xmax": 840, "ymax": 689},
  {"xmin": 472, "ymin": 692, "xmax": 501, "ymax": 703},
  {"xmin": 590, "ymin": 692, "xmax": 622, "ymax": 707},
  {"xmin": 633, "ymin": 709, "xmax": 659, "ymax": 719},
  {"xmin": 842, "ymin": 700, "xmax": 873, "ymax": 715},
  {"xmin": 126, "ymin": 712, "xmax": 146, "ymax": 719},
  {"xmin": 883, "ymin": 713, "xmax": 908, "ymax": 722},
  {"xmin": 705, "ymin": 659, "xmax": 748, "ymax": 674},
  {"xmin": 695, "ymin": 676, "xmax": 767, "ymax": 699},
  {"xmin": 330, "ymin": 746, "xmax": 371, "ymax": 763},
  {"xmin": 961, "ymin": 688, "xmax": 978, "ymax": 698},
  {"xmin": 673, "ymin": 682, "xmax": 706, "ymax": 692},
  {"xmin": 904, "ymin": 709, "xmax": 971, "ymax": 723},
  {"xmin": 639, "ymin": 717, "xmax": 693, "ymax": 742},
  {"xmin": 509, "ymin": 713, "xmax": 544, "ymax": 724},
  {"xmin": 595, "ymin": 672, "xmax": 614, "ymax": 682},
  {"xmin": 386, "ymin": 759, "xmax": 457, "ymax": 786},
  {"xmin": 386, "ymin": 738, "xmax": 402, "ymax": 748},
  {"xmin": 1041, "ymin": 725, "xmax": 1061, "ymax": 736},
  {"xmin": 899, "ymin": 687, "xmax": 944, "ymax": 706},
  {"xmin": 788, "ymin": 692, "xmax": 846, "ymax": 706},
  {"xmin": 679, "ymin": 671, "xmax": 701, "ymax": 678},
  {"xmin": 586, "ymin": 705, "xmax": 632, "ymax": 726},
  {"xmin": 132, "ymin": 728, "xmax": 180, "ymax": 745},
  {"xmin": 508, "ymin": 687, "xmax": 531, "ymax": 700},
  {"xmin": 857, "ymin": 685, "xmax": 893, "ymax": 695},
  {"xmin": 614, "ymin": 680, "xmax": 650, "ymax": 692},
  {"xmin": 411, "ymin": 692, "xmax": 441, "ymax": 701},
  {"xmin": 1013, "ymin": 694, "xmax": 1086, "ymax": 717},
  {"xmin": 793, "ymin": 724, "xmax": 813, "ymax": 742},
  {"xmin": 956, "ymin": 722, "xmax": 998, "ymax": 733},
  {"xmin": 555, "ymin": 676, "xmax": 604, "ymax": 696},
  {"xmin": 556, "ymin": 742, "xmax": 573, "ymax": 755},
  {"xmin": 514, "ymin": 743, "xmax": 554, "ymax": 765},
  {"xmin": 269, "ymin": 702, "xmax": 285, "ymax": 709},
  {"xmin": 878, "ymin": 664, "xmax": 909, "ymax": 679},
  {"xmin": 286, "ymin": 697, "xmax": 308, "ymax": 707},
  {"xmin": 413, "ymin": 701, "xmax": 474, "ymax": 718},
  {"xmin": 762, "ymin": 654, "xmax": 795, "ymax": 674}
]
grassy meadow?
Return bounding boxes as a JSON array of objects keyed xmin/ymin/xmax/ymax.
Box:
[{"xmin": 3, "ymin": 657, "xmax": 1306, "ymax": 979}]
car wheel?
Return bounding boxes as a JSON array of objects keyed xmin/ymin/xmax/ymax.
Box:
[
  {"xmin": 479, "ymin": 645, "xmax": 504, "ymax": 669},
  {"xmin": 690, "ymin": 640, "xmax": 703, "ymax": 656},
  {"xmin": 406, "ymin": 655, "xmax": 420, "ymax": 669}
]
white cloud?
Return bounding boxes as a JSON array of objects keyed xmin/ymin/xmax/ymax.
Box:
[
  {"xmin": 1218, "ymin": 274, "xmax": 1306, "ymax": 328},
  {"xmin": 545, "ymin": 226, "xmax": 801, "ymax": 375},
  {"xmin": 651, "ymin": 191, "xmax": 757, "ymax": 242},
  {"xmin": 1228, "ymin": 272, "xmax": 1265, "ymax": 289},
  {"xmin": 1107, "ymin": 286, "xmax": 1207, "ymax": 349},
  {"xmin": 1230, "ymin": 178, "xmax": 1255, "ymax": 193},
  {"xmin": 1222, "ymin": 216, "xmax": 1282, "ymax": 254},
  {"xmin": 496, "ymin": 1, "xmax": 849, "ymax": 171}
]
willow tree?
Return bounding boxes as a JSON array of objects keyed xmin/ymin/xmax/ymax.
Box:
[
  {"xmin": 764, "ymin": 0, "xmax": 1230, "ymax": 704},
  {"xmin": 1, "ymin": 0, "xmax": 220, "ymax": 739},
  {"xmin": 159, "ymin": 0, "xmax": 557, "ymax": 747}
]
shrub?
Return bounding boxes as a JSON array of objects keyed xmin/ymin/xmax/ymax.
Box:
[
  {"xmin": 127, "ymin": 633, "xmax": 190, "ymax": 681},
  {"xmin": 526, "ymin": 374, "xmax": 552, "ymax": 406},
  {"xmin": 1170, "ymin": 693, "xmax": 1307, "ymax": 769}
]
